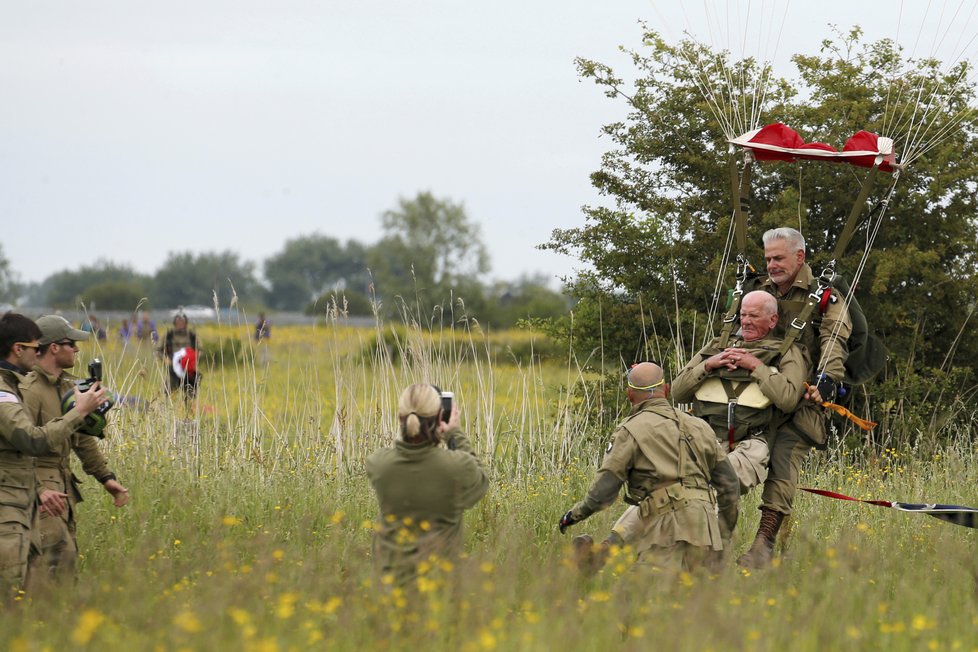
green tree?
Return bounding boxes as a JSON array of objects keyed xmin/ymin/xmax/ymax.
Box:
[
  {"xmin": 36, "ymin": 261, "xmax": 153, "ymax": 309},
  {"xmin": 83, "ymin": 281, "xmax": 148, "ymax": 311},
  {"xmin": 486, "ymin": 275, "xmax": 571, "ymax": 328},
  {"xmin": 368, "ymin": 192, "xmax": 490, "ymax": 317},
  {"xmin": 264, "ymin": 235, "xmax": 369, "ymax": 310},
  {"xmin": 154, "ymin": 251, "xmax": 261, "ymax": 308},
  {"xmin": 545, "ymin": 28, "xmax": 978, "ymax": 375}
]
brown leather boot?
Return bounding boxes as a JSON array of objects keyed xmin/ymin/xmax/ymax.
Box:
[{"xmin": 737, "ymin": 508, "xmax": 785, "ymax": 569}]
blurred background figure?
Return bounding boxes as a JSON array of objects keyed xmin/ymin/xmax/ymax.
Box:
[
  {"xmin": 117, "ymin": 318, "xmax": 132, "ymax": 341},
  {"xmin": 80, "ymin": 314, "xmax": 107, "ymax": 341},
  {"xmin": 161, "ymin": 313, "xmax": 199, "ymax": 404},
  {"xmin": 136, "ymin": 310, "xmax": 157, "ymax": 345},
  {"xmin": 254, "ymin": 312, "xmax": 271, "ymax": 367},
  {"xmin": 254, "ymin": 312, "xmax": 271, "ymax": 342}
]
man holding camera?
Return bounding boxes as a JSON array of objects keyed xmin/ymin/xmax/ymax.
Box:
[
  {"xmin": 19, "ymin": 315, "xmax": 128, "ymax": 589},
  {"xmin": 0, "ymin": 312, "xmax": 107, "ymax": 598}
]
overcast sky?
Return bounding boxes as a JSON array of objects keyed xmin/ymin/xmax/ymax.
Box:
[{"xmin": 2, "ymin": 1, "xmax": 973, "ymax": 291}]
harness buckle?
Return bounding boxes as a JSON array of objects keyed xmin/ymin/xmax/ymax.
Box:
[
  {"xmin": 790, "ymin": 317, "xmax": 807, "ymax": 331},
  {"xmin": 818, "ymin": 261, "xmax": 837, "ymax": 288}
]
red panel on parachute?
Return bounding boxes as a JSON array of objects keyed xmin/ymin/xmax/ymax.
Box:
[{"xmin": 731, "ymin": 123, "xmax": 898, "ymax": 172}]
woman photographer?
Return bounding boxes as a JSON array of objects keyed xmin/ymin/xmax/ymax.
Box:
[{"xmin": 366, "ymin": 384, "xmax": 488, "ymax": 586}]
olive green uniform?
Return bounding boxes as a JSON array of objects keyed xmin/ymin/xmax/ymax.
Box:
[
  {"xmin": 0, "ymin": 363, "xmax": 87, "ymax": 596},
  {"xmin": 672, "ymin": 335, "xmax": 813, "ymax": 515},
  {"xmin": 568, "ymin": 398, "xmax": 738, "ymax": 573},
  {"xmin": 366, "ymin": 428, "xmax": 488, "ymax": 586},
  {"xmin": 20, "ymin": 368, "xmax": 116, "ymax": 585},
  {"xmin": 759, "ymin": 263, "xmax": 851, "ymax": 384}
]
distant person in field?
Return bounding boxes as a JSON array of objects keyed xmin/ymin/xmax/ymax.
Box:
[
  {"xmin": 254, "ymin": 313, "xmax": 271, "ymax": 342},
  {"xmin": 0, "ymin": 312, "xmax": 106, "ymax": 599},
  {"xmin": 161, "ymin": 313, "xmax": 199, "ymax": 402},
  {"xmin": 20, "ymin": 315, "xmax": 129, "ymax": 590},
  {"xmin": 117, "ymin": 319, "xmax": 132, "ymax": 341},
  {"xmin": 136, "ymin": 311, "xmax": 158, "ymax": 345},
  {"xmin": 558, "ymin": 362, "xmax": 740, "ymax": 576},
  {"xmin": 79, "ymin": 314, "xmax": 106, "ymax": 341},
  {"xmin": 254, "ymin": 313, "xmax": 271, "ymax": 367},
  {"xmin": 366, "ymin": 384, "xmax": 488, "ymax": 587}
]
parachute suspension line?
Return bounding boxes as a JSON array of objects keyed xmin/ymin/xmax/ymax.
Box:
[
  {"xmin": 900, "ymin": 64, "xmax": 977, "ymax": 167},
  {"xmin": 707, "ymin": 212, "xmax": 738, "ymax": 342},
  {"xmin": 677, "ymin": 44, "xmax": 738, "ymax": 138},
  {"xmin": 882, "ymin": 0, "xmax": 978, "ymax": 167},
  {"xmin": 881, "ymin": 0, "xmax": 907, "ymax": 134},
  {"xmin": 748, "ymin": 2, "xmax": 789, "ymax": 131},
  {"xmin": 676, "ymin": 0, "xmax": 787, "ymax": 141}
]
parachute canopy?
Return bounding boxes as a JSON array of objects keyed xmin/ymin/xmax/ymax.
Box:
[
  {"xmin": 730, "ymin": 123, "xmax": 900, "ymax": 173},
  {"xmin": 172, "ymin": 347, "xmax": 198, "ymax": 379}
]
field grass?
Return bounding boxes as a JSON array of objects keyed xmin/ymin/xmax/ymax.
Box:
[{"xmin": 2, "ymin": 314, "xmax": 977, "ymax": 651}]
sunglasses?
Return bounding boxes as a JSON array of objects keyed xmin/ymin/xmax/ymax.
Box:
[
  {"xmin": 55, "ymin": 340, "xmax": 78, "ymax": 348},
  {"xmin": 15, "ymin": 341, "xmax": 40, "ymax": 350}
]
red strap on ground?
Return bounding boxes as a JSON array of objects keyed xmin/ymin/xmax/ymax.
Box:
[{"xmin": 799, "ymin": 487, "xmax": 893, "ymax": 507}]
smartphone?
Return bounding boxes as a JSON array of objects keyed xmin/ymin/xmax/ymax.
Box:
[{"xmin": 440, "ymin": 391, "xmax": 454, "ymax": 423}]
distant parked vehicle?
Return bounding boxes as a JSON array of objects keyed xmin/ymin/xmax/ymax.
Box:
[{"xmin": 171, "ymin": 305, "xmax": 217, "ymax": 320}]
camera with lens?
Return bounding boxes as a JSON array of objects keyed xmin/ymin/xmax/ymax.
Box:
[
  {"xmin": 77, "ymin": 358, "xmax": 114, "ymax": 416},
  {"xmin": 60, "ymin": 358, "xmax": 115, "ymax": 438}
]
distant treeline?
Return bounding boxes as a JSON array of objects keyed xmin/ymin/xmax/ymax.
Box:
[{"xmin": 0, "ymin": 192, "xmax": 570, "ymax": 329}]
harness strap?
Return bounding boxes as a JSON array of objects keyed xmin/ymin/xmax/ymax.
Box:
[
  {"xmin": 718, "ymin": 256, "xmax": 755, "ymax": 348},
  {"xmin": 778, "ymin": 264, "xmax": 836, "ymax": 359},
  {"xmin": 728, "ymin": 152, "xmax": 751, "ymax": 252},
  {"xmin": 833, "ymin": 165, "xmax": 880, "ymax": 260},
  {"xmin": 721, "ymin": 379, "xmax": 751, "ymax": 452}
]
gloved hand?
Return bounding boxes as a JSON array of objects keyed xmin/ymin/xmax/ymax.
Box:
[
  {"xmin": 814, "ymin": 373, "xmax": 838, "ymax": 403},
  {"xmin": 558, "ymin": 510, "xmax": 578, "ymax": 534}
]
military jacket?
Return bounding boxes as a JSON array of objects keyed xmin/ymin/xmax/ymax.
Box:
[
  {"xmin": 671, "ymin": 336, "xmax": 810, "ymax": 440},
  {"xmin": 0, "ymin": 365, "xmax": 84, "ymax": 459},
  {"xmin": 0, "ymin": 364, "xmax": 85, "ymax": 531},
  {"xmin": 570, "ymin": 398, "xmax": 727, "ymax": 550},
  {"xmin": 366, "ymin": 428, "xmax": 488, "ymax": 583},
  {"xmin": 759, "ymin": 263, "xmax": 851, "ymax": 382},
  {"xmin": 21, "ymin": 368, "xmax": 113, "ymax": 507}
]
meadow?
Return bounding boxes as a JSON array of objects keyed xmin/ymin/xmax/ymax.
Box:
[{"xmin": 2, "ymin": 311, "xmax": 977, "ymax": 651}]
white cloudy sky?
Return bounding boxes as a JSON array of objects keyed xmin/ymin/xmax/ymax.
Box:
[{"xmin": 1, "ymin": 1, "xmax": 973, "ymax": 288}]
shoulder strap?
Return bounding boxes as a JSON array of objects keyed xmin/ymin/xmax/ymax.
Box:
[{"xmin": 778, "ymin": 266, "xmax": 836, "ymax": 358}]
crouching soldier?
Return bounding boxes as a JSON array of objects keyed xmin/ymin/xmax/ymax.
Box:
[{"xmin": 558, "ymin": 362, "xmax": 739, "ymax": 576}]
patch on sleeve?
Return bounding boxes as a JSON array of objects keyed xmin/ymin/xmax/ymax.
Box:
[{"xmin": 0, "ymin": 391, "xmax": 19, "ymax": 403}]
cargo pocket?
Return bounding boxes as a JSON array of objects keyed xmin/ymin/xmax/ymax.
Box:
[
  {"xmin": 0, "ymin": 526, "xmax": 29, "ymax": 584},
  {"xmin": 0, "ymin": 483, "xmax": 31, "ymax": 511}
]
